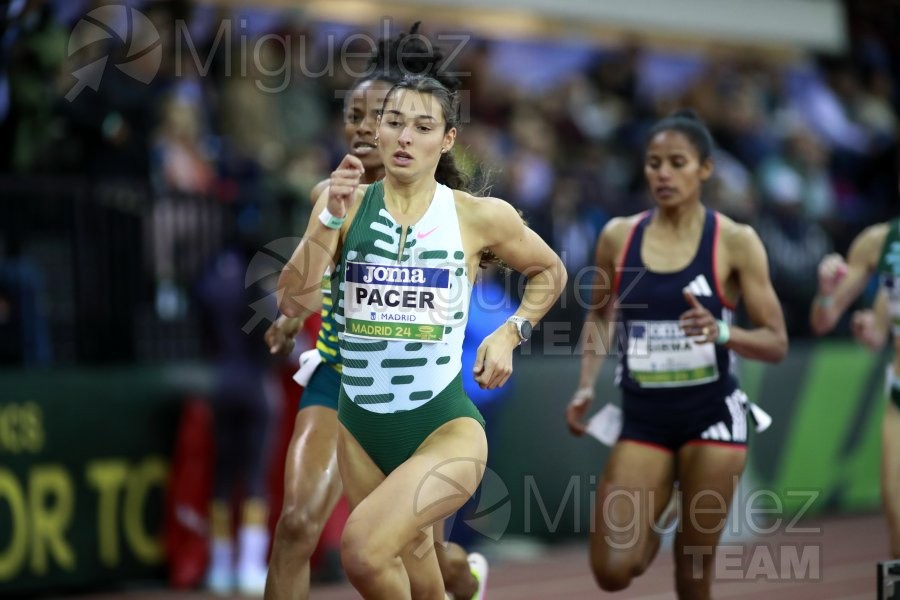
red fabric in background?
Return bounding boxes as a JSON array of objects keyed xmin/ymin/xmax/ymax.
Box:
[
  {"xmin": 164, "ymin": 312, "xmax": 346, "ymax": 589},
  {"xmin": 164, "ymin": 398, "xmax": 214, "ymax": 589}
]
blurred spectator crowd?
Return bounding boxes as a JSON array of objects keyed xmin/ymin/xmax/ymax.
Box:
[{"xmin": 0, "ymin": 0, "xmax": 898, "ymax": 365}]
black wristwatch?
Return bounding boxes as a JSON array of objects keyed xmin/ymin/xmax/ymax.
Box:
[{"xmin": 507, "ymin": 316, "xmax": 532, "ymax": 345}]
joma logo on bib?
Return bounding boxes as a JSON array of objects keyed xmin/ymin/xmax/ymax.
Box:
[
  {"xmin": 346, "ymin": 262, "xmax": 449, "ymax": 288},
  {"xmin": 362, "ymin": 265, "xmax": 427, "ymax": 284}
]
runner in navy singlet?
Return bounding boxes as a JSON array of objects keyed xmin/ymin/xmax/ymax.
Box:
[
  {"xmin": 614, "ymin": 208, "xmax": 745, "ymax": 451},
  {"xmin": 566, "ymin": 110, "xmax": 788, "ymax": 598}
]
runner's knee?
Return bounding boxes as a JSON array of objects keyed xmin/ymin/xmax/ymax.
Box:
[{"xmin": 274, "ymin": 504, "xmax": 325, "ymax": 555}]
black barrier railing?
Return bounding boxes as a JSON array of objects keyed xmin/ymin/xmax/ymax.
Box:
[{"xmin": 0, "ymin": 176, "xmax": 234, "ymax": 365}]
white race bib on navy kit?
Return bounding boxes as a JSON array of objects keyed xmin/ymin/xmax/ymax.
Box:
[
  {"xmin": 626, "ymin": 321, "xmax": 719, "ymax": 388},
  {"xmin": 343, "ymin": 261, "xmax": 451, "ymax": 342}
]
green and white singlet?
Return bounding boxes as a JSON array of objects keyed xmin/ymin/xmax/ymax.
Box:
[
  {"xmin": 876, "ymin": 219, "xmax": 900, "ymax": 408},
  {"xmin": 876, "ymin": 218, "xmax": 900, "ymax": 337},
  {"xmin": 333, "ymin": 180, "xmax": 471, "ymax": 414}
]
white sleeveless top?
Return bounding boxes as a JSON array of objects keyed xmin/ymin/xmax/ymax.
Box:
[{"xmin": 334, "ymin": 181, "xmax": 471, "ymax": 414}]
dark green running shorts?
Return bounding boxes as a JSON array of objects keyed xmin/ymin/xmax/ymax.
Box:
[{"xmin": 338, "ymin": 372, "xmax": 485, "ymax": 475}]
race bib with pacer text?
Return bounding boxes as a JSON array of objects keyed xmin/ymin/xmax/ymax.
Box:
[
  {"xmin": 626, "ymin": 320, "xmax": 719, "ymax": 388},
  {"xmin": 343, "ymin": 261, "xmax": 451, "ymax": 342}
]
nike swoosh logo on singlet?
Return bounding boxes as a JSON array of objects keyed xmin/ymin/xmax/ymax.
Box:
[{"xmin": 416, "ymin": 226, "xmax": 439, "ymax": 240}]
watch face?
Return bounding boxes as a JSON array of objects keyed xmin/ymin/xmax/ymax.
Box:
[{"xmin": 520, "ymin": 320, "xmax": 533, "ymax": 341}]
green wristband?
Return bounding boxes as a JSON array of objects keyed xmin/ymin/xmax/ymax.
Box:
[
  {"xmin": 318, "ymin": 206, "xmax": 346, "ymax": 230},
  {"xmin": 716, "ymin": 320, "xmax": 731, "ymax": 345},
  {"xmin": 815, "ymin": 295, "xmax": 835, "ymax": 308}
]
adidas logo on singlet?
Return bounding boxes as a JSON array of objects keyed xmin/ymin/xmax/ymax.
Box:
[{"xmin": 683, "ymin": 274, "xmax": 713, "ymax": 297}]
